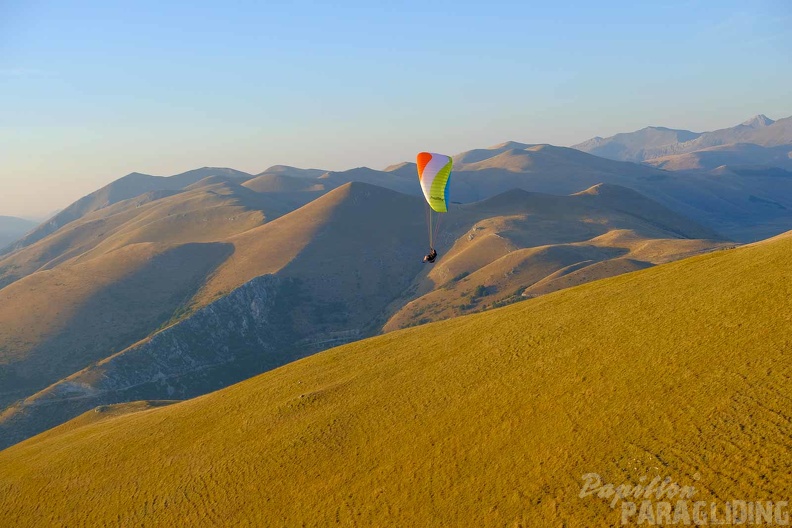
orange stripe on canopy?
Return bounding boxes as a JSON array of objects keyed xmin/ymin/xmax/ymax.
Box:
[{"xmin": 416, "ymin": 152, "xmax": 433, "ymax": 179}]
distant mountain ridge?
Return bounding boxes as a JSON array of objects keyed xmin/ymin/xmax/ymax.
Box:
[
  {"xmin": 573, "ymin": 114, "xmax": 792, "ymax": 163},
  {"xmin": 573, "ymin": 127, "xmax": 701, "ymax": 162},
  {"xmin": 0, "ymin": 168, "xmax": 253, "ymax": 257},
  {"xmin": 644, "ymin": 143, "xmax": 792, "ymax": 171},
  {"xmin": 0, "ymin": 216, "xmax": 36, "ymax": 251},
  {"xmin": 4, "ymin": 137, "xmax": 791, "ymax": 264}
]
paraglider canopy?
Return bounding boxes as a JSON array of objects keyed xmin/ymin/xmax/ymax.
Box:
[
  {"xmin": 416, "ymin": 152, "xmax": 453, "ymax": 213},
  {"xmin": 417, "ymin": 152, "xmax": 453, "ymax": 259}
]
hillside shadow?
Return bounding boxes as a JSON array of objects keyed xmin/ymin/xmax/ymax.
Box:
[{"xmin": 1, "ymin": 242, "xmax": 234, "ymax": 410}]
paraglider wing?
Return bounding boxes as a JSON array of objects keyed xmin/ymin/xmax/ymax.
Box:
[{"xmin": 417, "ymin": 152, "xmax": 453, "ymax": 213}]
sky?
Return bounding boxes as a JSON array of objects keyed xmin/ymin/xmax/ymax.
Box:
[{"xmin": 1, "ymin": 0, "xmax": 791, "ymax": 218}]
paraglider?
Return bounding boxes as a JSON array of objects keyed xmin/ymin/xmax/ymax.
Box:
[{"xmin": 416, "ymin": 152, "xmax": 453, "ymax": 263}]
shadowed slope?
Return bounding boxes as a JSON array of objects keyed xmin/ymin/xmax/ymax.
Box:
[
  {"xmin": 194, "ymin": 181, "xmax": 426, "ymax": 308},
  {"xmin": 0, "ymin": 242, "xmax": 233, "ymax": 409},
  {"xmin": 0, "ymin": 183, "xmax": 429, "ymax": 447},
  {"xmin": 0, "ymin": 181, "xmax": 292, "ymax": 414},
  {"xmin": 1, "ymin": 232, "xmax": 790, "ymax": 526}
]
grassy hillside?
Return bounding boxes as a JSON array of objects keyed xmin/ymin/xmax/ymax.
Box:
[
  {"xmin": 0, "ymin": 241, "xmax": 232, "ymax": 408},
  {"xmin": 0, "ymin": 181, "xmax": 726, "ymax": 450},
  {"xmin": 0, "ymin": 180, "xmax": 280, "ymax": 289},
  {"xmin": 384, "ymin": 184, "xmax": 726, "ymax": 330},
  {"xmin": 1, "ymin": 231, "xmax": 790, "ymax": 526},
  {"xmin": 0, "ymin": 180, "xmax": 295, "ymax": 406},
  {"xmin": 192, "ymin": 181, "xmax": 427, "ymax": 313},
  {"xmin": 0, "ymin": 183, "xmax": 429, "ymax": 446},
  {"xmin": 1, "ymin": 167, "xmax": 253, "ymax": 256}
]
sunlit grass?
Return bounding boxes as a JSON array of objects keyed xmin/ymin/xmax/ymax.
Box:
[{"xmin": 0, "ymin": 233, "xmax": 790, "ymax": 526}]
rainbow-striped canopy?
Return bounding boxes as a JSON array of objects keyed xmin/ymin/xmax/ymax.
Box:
[{"xmin": 416, "ymin": 152, "xmax": 453, "ymax": 213}]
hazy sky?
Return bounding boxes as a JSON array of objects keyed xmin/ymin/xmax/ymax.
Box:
[{"xmin": 2, "ymin": 0, "xmax": 791, "ymax": 218}]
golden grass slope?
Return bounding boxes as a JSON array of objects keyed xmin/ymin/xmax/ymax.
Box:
[
  {"xmin": 24, "ymin": 400, "xmax": 178, "ymax": 440},
  {"xmin": 1, "ymin": 231, "xmax": 790, "ymax": 526}
]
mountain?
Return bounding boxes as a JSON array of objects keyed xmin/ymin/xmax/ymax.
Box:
[
  {"xmin": 741, "ymin": 114, "xmax": 775, "ymax": 128},
  {"xmin": 1, "ymin": 230, "xmax": 789, "ymax": 526},
  {"xmin": 0, "ymin": 179, "xmax": 286, "ymax": 289},
  {"xmin": 0, "ymin": 179, "xmax": 293, "ymax": 407},
  {"xmin": 643, "ymin": 143, "xmax": 792, "ymax": 171},
  {"xmin": 0, "ymin": 167, "xmax": 253, "ymax": 257},
  {"xmin": 384, "ymin": 184, "xmax": 725, "ymax": 331},
  {"xmin": 450, "ymin": 144, "xmax": 666, "ymax": 197},
  {"xmin": 678, "ymin": 115, "xmax": 790, "ymax": 152},
  {"xmin": 572, "ymin": 114, "xmax": 792, "ymax": 163},
  {"xmin": 0, "ymin": 216, "xmax": 36, "ymax": 251},
  {"xmin": 257, "ymin": 165, "xmax": 327, "ymax": 179},
  {"xmin": 572, "ymin": 127, "xmax": 701, "ymax": 162},
  {"xmin": 439, "ymin": 143, "xmax": 792, "ymax": 242},
  {"xmin": 0, "ymin": 182, "xmax": 430, "ymax": 445},
  {"xmin": 452, "ymin": 141, "xmax": 532, "ymax": 165},
  {"xmin": 6, "ymin": 140, "xmax": 781, "ymax": 258},
  {"xmin": 243, "ymin": 173, "xmax": 325, "ymax": 193}
]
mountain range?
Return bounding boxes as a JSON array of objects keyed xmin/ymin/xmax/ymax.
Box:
[
  {"xmin": 1, "ymin": 129, "xmax": 790, "ymax": 449},
  {"xmin": 573, "ymin": 114, "xmax": 792, "ymax": 170},
  {"xmin": 0, "ymin": 175, "xmax": 725, "ymax": 448}
]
